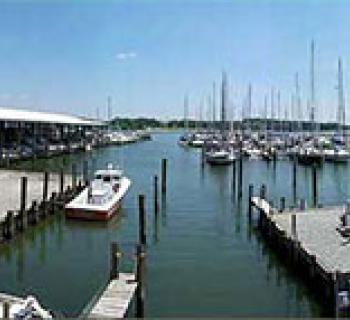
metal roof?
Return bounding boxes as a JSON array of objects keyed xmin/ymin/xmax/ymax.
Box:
[{"xmin": 0, "ymin": 107, "xmax": 105, "ymax": 126}]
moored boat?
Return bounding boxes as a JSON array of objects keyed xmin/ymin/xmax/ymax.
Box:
[{"xmin": 65, "ymin": 164, "xmax": 131, "ymax": 221}]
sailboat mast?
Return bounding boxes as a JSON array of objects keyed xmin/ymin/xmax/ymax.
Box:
[
  {"xmin": 221, "ymin": 71, "xmax": 227, "ymax": 134},
  {"xmin": 310, "ymin": 40, "xmax": 316, "ymax": 130},
  {"xmin": 184, "ymin": 94, "xmax": 189, "ymax": 132},
  {"xmin": 337, "ymin": 57, "xmax": 345, "ymax": 136}
]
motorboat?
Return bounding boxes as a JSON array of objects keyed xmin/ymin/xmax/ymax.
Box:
[
  {"xmin": 206, "ymin": 147, "xmax": 237, "ymax": 165},
  {"xmin": 65, "ymin": 163, "xmax": 131, "ymax": 221}
]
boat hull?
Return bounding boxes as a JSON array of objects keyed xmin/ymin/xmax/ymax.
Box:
[{"xmin": 65, "ymin": 199, "xmax": 122, "ymax": 221}]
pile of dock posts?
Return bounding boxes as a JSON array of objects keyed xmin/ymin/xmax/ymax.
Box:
[
  {"xmin": 0, "ymin": 164, "xmax": 84, "ymax": 243},
  {"xmin": 248, "ymin": 184, "xmax": 350, "ymax": 316}
]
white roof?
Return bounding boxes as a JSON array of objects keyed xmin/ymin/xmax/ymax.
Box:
[
  {"xmin": 95, "ymin": 169, "xmax": 123, "ymax": 177},
  {"xmin": 0, "ymin": 107, "xmax": 105, "ymax": 126}
]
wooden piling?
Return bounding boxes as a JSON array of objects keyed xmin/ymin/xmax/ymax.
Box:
[
  {"xmin": 20, "ymin": 176, "xmax": 27, "ymax": 212},
  {"xmin": 28, "ymin": 201, "xmax": 38, "ymax": 225},
  {"xmin": 43, "ymin": 171, "xmax": 49, "ymax": 202},
  {"xmin": 312, "ymin": 164, "xmax": 318, "ymax": 207},
  {"xmin": 248, "ymin": 184, "xmax": 253, "ymax": 220},
  {"xmin": 59, "ymin": 170, "xmax": 64, "ymax": 195},
  {"xmin": 136, "ymin": 244, "xmax": 145, "ymax": 318},
  {"xmin": 110, "ymin": 242, "xmax": 120, "ymax": 280},
  {"xmin": 3, "ymin": 301, "xmax": 10, "ymax": 318},
  {"xmin": 291, "ymin": 213, "xmax": 297, "ymax": 239},
  {"xmin": 18, "ymin": 176, "xmax": 27, "ymax": 231},
  {"xmin": 139, "ymin": 195, "xmax": 146, "ymax": 245},
  {"xmin": 299, "ymin": 198, "xmax": 306, "ymax": 211},
  {"xmin": 279, "ymin": 197, "xmax": 286, "ymax": 212},
  {"xmin": 154, "ymin": 175, "xmax": 159, "ymax": 218},
  {"xmin": 232, "ymin": 160, "xmax": 236, "ymax": 195},
  {"xmin": 238, "ymin": 154, "xmax": 243, "ymax": 199},
  {"xmin": 72, "ymin": 163, "xmax": 77, "ymax": 191},
  {"xmin": 3, "ymin": 211, "xmax": 13, "ymax": 240},
  {"xmin": 161, "ymin": 158, "xmax": 167, "ymax": 195},
  {"xmin": 260, "ymin": 184, "xmax": 266, "ymax": 200},
  {"xmin": 292, "ymin": 155, "xmax": 297, "ymax": 204},
  {"xmin": 83, "ymin": 160, "xmax": 89, "ymax": 186}
]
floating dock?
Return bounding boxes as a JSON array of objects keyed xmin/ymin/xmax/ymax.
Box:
[
  {"xmin": 251, "ymin": 195, "xmax": 350, "ymax": 316},
  {"xmin": 88, "ymin": 273, "xmax": 137, "ymax": 319}
]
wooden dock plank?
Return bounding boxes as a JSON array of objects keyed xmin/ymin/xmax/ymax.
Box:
[{"xmin": 89, "ymin": 273, "xmax": 137, "ymax": 319}]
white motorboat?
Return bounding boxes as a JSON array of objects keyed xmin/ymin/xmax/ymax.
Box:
[
  {"xmin": 65, "ymin": 163, "xmax": 131, "ymax": 221},
  {"xmin": 206, "ymin": 148, "xmax": 237, "ymax": 165},
  {"xmin": 324, "ymin": 147, "xmax": 350, "ymax": 163}
]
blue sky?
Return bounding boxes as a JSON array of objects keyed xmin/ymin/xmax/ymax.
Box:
[{"xmin": 0, "ymin": 0, "xmax": 349, "ymax": 121}]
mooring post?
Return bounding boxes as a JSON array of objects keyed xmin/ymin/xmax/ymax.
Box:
[
  {"xmin": 3, "ymin": 211, "xmax": 13, "ymax": 240},
  {"xmin": 232, "ymin": 160, "xmax": 236, "ymax": 195},
  {"xmin": 72, "ymin": 163, "xmax": 77, "ymax": 191},
  {"xmin": 312, "ymin": 163, "xmax": 318, "ymax": 207},
  {"xmin": 27, "ymin": 200, "xmax": 38, "ymax": 225},
  {"xmin": 136, "ymin": 244, "xmax": 145, "ymax": 318},
  {"xmin": 260, "ymin": 184, "xmax": 266, "ymax": 200},
  {"xmin": 59, "ymin": 169, "xmax": 64, "ymax": 196},
  {"xmin": 291, "ymin": 213, "xmax": 297, "ymax": 239},
  {"xmin": 238, "ymin": 153, "xmax": 243, "ymax": 200},
  {"xmin": 299, "ymin": 198, "xmax": 306, "ymax": 211},
  {"xmin": 279, "ymin": 197, "xmax": 286, "ymax": 213},
  {"xmin": 83, "ymin": 160, "xmax": 89, "ymax": 186},
  {"xmin": 293, "ymin": 155, "xmax": 297, "ymax": 205},
  {"xmin": 49, "ymin": 192, "xmax": 57, "ymax": 214},
  {"xmin": 18, "ymin": 176, "xmax": 27, "ymax": 231},
  {"xmin": 201, "ymin": 145, "xmax": 205, "ymax": 167},
  {"xmin": 154, "ymin": 175, "xmax": 159, "ymax": 218},
  {"xmin": 3, "ymin": 301, "xmax": 10, "ymax": 318},
  {"xmin": 248, "ymin": 184, "xmax": 254, "ymax": 220},
  {"xmin": 161, "ymin": 158, "xmax": 167, "ymax": 195},
  {"xmin": 110, "ymin": 242, "xmax": 120, "ymax": 280},
  {"xmin": 139, "ymin": 195, "xmax": 146, "ymax": 245},
  {"xmin": 43, "ymin": 171, "xmax": 49, "ymax": 202},
  {"xmin": 20, "ymin": 176, "xmax": 27, "ymax": 212}
]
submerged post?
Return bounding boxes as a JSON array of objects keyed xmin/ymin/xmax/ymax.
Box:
[
  {"xmin": 154, "ymin": 175, "xmax": 159, "ymax": 218},
  {"xmin": 110, "ymin": 242, "xmax": 120, "ymax": 280},
  {"xmin": 139, "ymin": 195, "xmax": 146, "ymax": 245},
  {"xmin": 312, "ymin": 164, "xmax": 318, "ymax": 207},
  {"xmin": 161, "ymin": 158, "xmax": 167, "ymax": 195},
  {"xmin": 136, "ymin": 244, "xmax": 145, "ymax": 318}
]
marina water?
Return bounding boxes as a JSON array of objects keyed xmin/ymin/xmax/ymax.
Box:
[{"xmin": 1, "ymin": 132, "xmax": 349, "ymax": 316}]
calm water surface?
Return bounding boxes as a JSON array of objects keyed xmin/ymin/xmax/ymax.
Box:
[{"xmin": 1, "ymin": 132, "xmax": 349, "ymax": 317}]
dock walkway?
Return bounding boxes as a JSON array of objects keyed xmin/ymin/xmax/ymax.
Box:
[
  {"xmin": 251, "ymin": 196, "xmax": 350, "ymax": 315},
  {"xmin": 88, "ymin": 273, "xmax": 137, "ymax": 319}
]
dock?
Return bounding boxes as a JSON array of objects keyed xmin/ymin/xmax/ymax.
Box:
[
  {"xmin": 88, "ymin": 273, "xmax": 137, "ymax": 319},
  {"xmin": 250, "ymin": 195, "xmax": 350, "ymax": 315}
]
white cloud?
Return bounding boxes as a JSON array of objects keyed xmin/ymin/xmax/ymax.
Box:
[{"xmin": 116, "ymin": 51, "xmax": 137, "ymax": 61}]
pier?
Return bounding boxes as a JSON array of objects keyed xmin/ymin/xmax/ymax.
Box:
[
  {"xmin": 88, "ymin": 273, "xmax": 137, "ymax": 319},
  {"xmin": 251, "ymin": 195, "xmax": 350, "ymax": 315}
]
